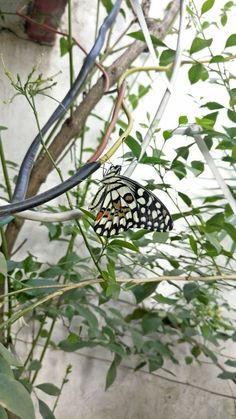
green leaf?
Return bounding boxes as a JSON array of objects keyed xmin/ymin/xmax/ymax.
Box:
[
  {"xmin": 225, "ymin": 359, "xmax": 236, "ymax": 367},
  {"xmin": 0, "ymin": 343, "xmax": 21, "ymax": 367},
  {"xmin": 148, "ymin": 355, "xmax": 163, "ymax": 372},
  {"xmin": 0, "ymin": 373, "xmax": 35, "ymax": 419},
  {"xmin": 60, "ymin": 37, "xmax": 70, "ymax": 56},
  {"xmin": 225, "ymin": 33, "xmax": 236, "ymax": 48},
  {"xmin": 176, "ymin": 145, "xmax": 189, "ymax": 160},
  {"xmin": 24, "ymin": 279, "xmax": 58, "ymax": 296},
  {"xmin": 141, "ymin": 156, "xmax": 168, "ymax": 165},
  {"xmin": 106, "ymin": 282, "xmax": 120, "ymax": 299},
  {"xmin": 201, "ymin": 346, "xmax": 217, "ymax": 363},
  {"xmin": 0, "ymin": 217, "xmax": 14, "ymax": 227},
  {"xmin": 132, "ymin": 283, "xmax": 158, "ymax": 303},
  {"xmin": 38, "ymin": 399, "xmax": 55, "ymax": 419},
  {"xmin": 132, "ymin": 330, "xmax": 144, "ymax": 351},
  {"xmin": 159, "ymin": 49, "xmax": 175, "ymax": 66},
  {"xmin": 188, "ymin": 63, "xmax": 209, "ymax": 84},
  {"xmin": 0, "ymin": 126, "xmax": 8, "ymax": 131},
  {"xmin": 183, "ymin": 283, "xmax": 199, "ymax": 303},
  {"xmin": 101, "ymin": 0, "xmax": 113, "ymax": 13},
  {"xmin": 108, "ymin": 239, "xmax": 139, "ymax": 252},
  {"xmin": 178, "ymin": 192, "xmax": 192, "ymax": 206},
  {"xmin": 0, "ymin": 356, "xmax": 14, "ymax": 378},
  {"xmin": 223, "ymin": 223, "xmax": 236, "ymax": 241},
  {"xmin": 28, "ymin": 360, "xmax": 41, "ymax": 372},
  {"xmin": 153, "ymin": 232, "xmax": 169, "ymax": 243},
  {"xmin": 227, "ymin": 110, "xmax": 236, "ymax": 122},
  {"xmin": 229, "ymin": 88, "xmax": 236, "ymax": 107},
  {"xmin": 189, "ymin": 235, "xmax": 198, "ymax": 254},
  {"xmin": 0, "ymin": 253, "xmax": 7, "ymax": 283},
  {"xmin": 105, "ymin": 354, "xmax": 122, "ymax": 390},
  {"xmin": 201, "ymin": 0, "xmax": 215, "ymax": 14},
  {"xmin": 195, "ymin": 116, "xmax": 215, "ymax": 130},
  {"xmin": 22, "ymin": 255, "xmax": 41, "ymax": 273},
  {"xmin": 178, "ymin": 115, "xmax": 188, "ymax": 125},
  {"xmin": 127, "ymin": 31, "xmax": 166, "ymax": 47},
  {"xmin": 221, "ymin": 13, "xmax": 227, "ymax": 26},
  {"xmin": 142, "ymin": 314, "xmax": 162, "ymax": 334},
  {"xmin": 218, "ymin": 371, "xmax": 236, "ymax": 380},
  {"xmin": 125, "ymin": 135, "xmax": 141, "ymax": 158},
  {"xmin": 77, "ymin": 306, "xmax": 98, "ymax": 334},
  {"xmin": 190, "ymin": 37, "xmax": 212, "ymax": 54},
  {"xmin": 128, "ymin": 94, "xmax": 138, "ymax": 109},
  {"xmin": 153, "ymin": 293, "xmax": 178, "ymax": 305},
  {"xmin": 201, "ymin": 101, "xmax": 224, "ymax": 110},
  {"xmin": 0, "ymin": 407, "xmax": 7, "ymax": 419},
  {"xmin": 191, "ymin": 160, "xmax": 204, "ymax": 174},
  {"xmin": 163, "ymin": 130, "xmax": 172, "ymax": 140},
  {"xmin": 191, "ymin": 345, "xmax": 201, "ymax": 358},
  {"xmin": 36, "ymin": 383, "xmax": 60, "ymax": 396},
  {"xmin": 171, "ymin": 160, "xmax": 186, "ymax": 179},
  {"xmin": 205, "ymin": 232, "xmax": 222, "ymax": 253},
  {"xmin": 210, "ymin": 55, "xmax": 225, "ymax": 63}
]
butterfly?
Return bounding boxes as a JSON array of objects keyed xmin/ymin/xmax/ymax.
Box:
[{"xmin": 89, "ymin": 165, "xmax": 173, "ymax": 237}]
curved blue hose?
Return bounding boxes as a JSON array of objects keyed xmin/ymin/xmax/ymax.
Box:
[
  {"xmin": 12, "ymin": 0, "xmax": 122, "ymax": 202},
  {"xmin": 0, "ymin": 161, "xmax": 100, "ymax": 216}
]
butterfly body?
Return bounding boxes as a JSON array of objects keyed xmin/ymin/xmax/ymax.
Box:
[{"xmin": 89, "ymin": 165, "xmax": 173, "ymax": 237}]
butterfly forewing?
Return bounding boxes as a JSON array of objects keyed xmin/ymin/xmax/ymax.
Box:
[{"xmin": 89, "ymin": 166, "xmax": 173, "ymax": 237}]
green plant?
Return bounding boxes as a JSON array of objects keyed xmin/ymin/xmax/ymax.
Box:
[{"xmin": 0, "ymin": 1, "xmax": 236, "ymax": 418}]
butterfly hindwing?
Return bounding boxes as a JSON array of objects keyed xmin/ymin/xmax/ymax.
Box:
[
  {"xmin": 92, "ymin": 186, "xmax": 138, "ymax": 236},
  {"xmin": 89, "ymin": 166, "xmax": 173, "ymax": 237}
]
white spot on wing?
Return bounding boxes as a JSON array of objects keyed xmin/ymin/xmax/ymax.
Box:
[
  {"xmin": 111, "ymin": 190, "xmax": 119, "ymax": 200},
  {"xmin": 120, "ymin": 218, "xmax": 126, "ymax": 226},
  {"xmin": 106, "ymin": 221, "xmax": 112, "ymax": 229},
  {"xmin": 152, "ymin": 210, "xmax": 157, "ymax": 219},
  {"xmin": 138, "ymin": 197, "xmax": 145, "ymax": 205},
  {"xmin": 138, "ymin": 188, "xmax": 144, "ymax": 196},
  {"xmin": 133, "ymin": 211, "xmax": 139, "ymax": 222}
]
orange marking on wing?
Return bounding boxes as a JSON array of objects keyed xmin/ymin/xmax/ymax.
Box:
[
  {"xmin": 96, "ymin": 210, "xmax": 113, "ymax": 221},
  {"xmin": 118, "ymin": 207, "xmax": 130, "ymax": 217},
  {"xmin": 96, "ymin": 211, "xmax": 103, "ymax": 221},
  {"xmin": 114, "ymin": 201, "xmax": 121, "ymax": 209}
]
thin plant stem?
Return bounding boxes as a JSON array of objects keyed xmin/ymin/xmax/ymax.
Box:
[
  {"xmin": 31, "ymin": 317, "xmax": 56, "ymax": 384},
  {"xmin": 52, "ymin": 364, "xmax": 72, "ymax": 413},
  {"xmin": 0, "ymin": 135, "xmax": 12, "ymax": 200},
  {"xmin": 68, "ymin": 0, "xmax": 74, "ymax": 118}
]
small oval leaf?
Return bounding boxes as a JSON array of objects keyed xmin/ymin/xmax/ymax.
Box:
[{"xmin": 225, "ymin": 33, "xmax": 236, "ymax": 48}]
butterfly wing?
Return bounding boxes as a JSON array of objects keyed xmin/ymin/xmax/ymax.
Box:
[
  {"xmin": 123, "ymin": 176, "xmax": 173, "ymax": 232},
  {"xmin": 89, "ymin": 174, "xmax": 173, "ymax": 237}
]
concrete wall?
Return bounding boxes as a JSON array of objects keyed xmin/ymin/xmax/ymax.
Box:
[{"xmin": 0, "ymin": 1, "xmax": 236, "ymax": 418}]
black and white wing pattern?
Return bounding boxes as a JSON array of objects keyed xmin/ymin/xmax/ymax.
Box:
[{"xmin": 89, "ymin": 165, "xmax": 173, "ymax": 237}]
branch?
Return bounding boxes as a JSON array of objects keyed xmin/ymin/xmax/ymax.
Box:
[{"xmin": 1, "ymin": 274, "xmax": 235, "ymax": 303}]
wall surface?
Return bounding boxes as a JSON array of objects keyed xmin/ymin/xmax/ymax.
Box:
[{"xmin": 0, "ymin": 1, "xmax": 236, "ymax": 419}]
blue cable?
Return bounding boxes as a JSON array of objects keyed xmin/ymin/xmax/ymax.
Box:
[{"xmin": 0, "ymin": 161, "xmax": 100, "ymax": 216}]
